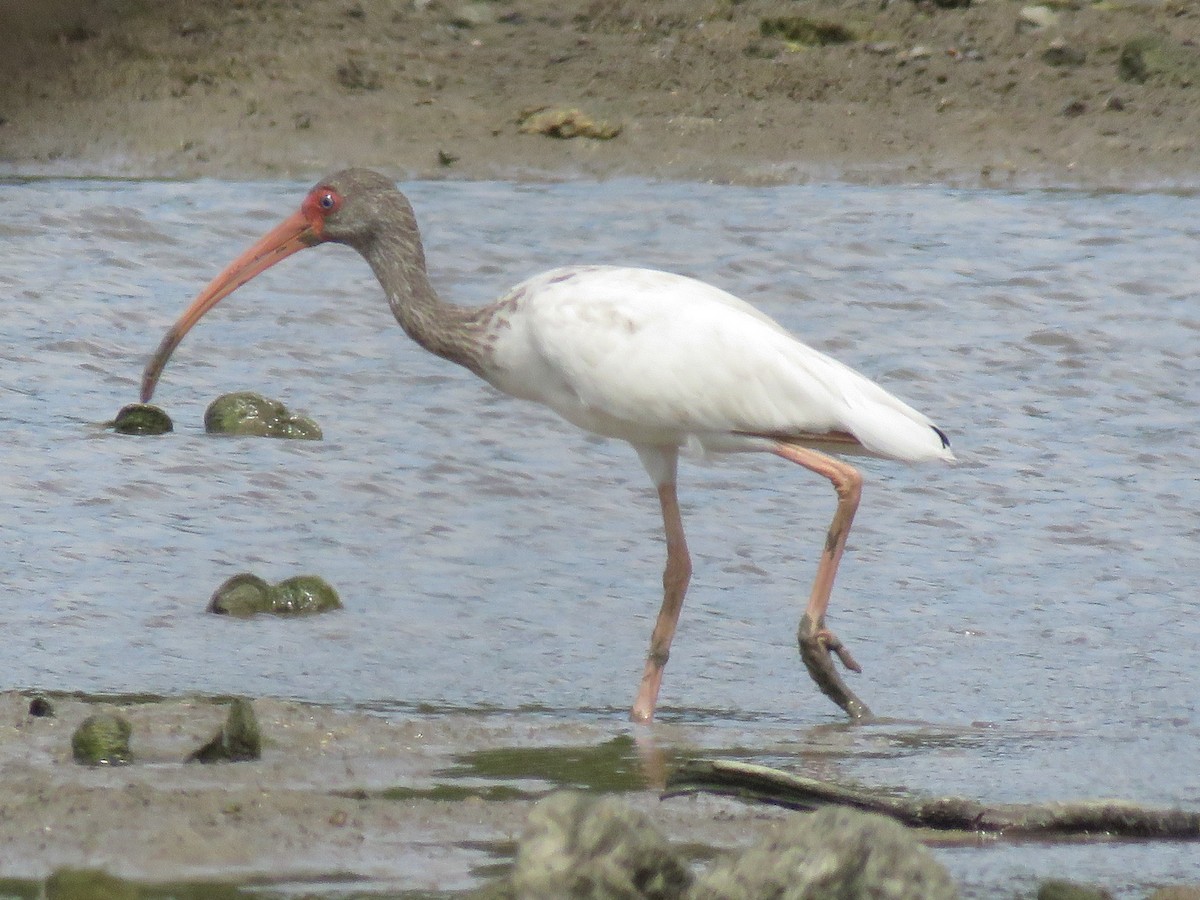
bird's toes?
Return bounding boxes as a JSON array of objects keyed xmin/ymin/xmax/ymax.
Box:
[
  {"xmin": 817, "ymin": 629, "xmax": 862, "ymax": 673},
  {"xmin": 799, "ymin": 615, "xmax": 863, "ymax": 674}
]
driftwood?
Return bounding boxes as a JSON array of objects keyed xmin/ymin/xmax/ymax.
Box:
[{"xmin": 667, "ymin": 760, "xmax": 1200, "ymax": 840}]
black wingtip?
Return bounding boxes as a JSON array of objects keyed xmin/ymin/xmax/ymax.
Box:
[{"xmin": 932, "ymin": 425, "xmax": 951, "ymax": 449}]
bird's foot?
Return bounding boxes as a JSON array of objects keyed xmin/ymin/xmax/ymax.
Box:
[
  {"xmin": 798, "ymin": 613, "xmax": 873, "ymax": 721},
  {"xmin": 815, "ymin": 626, "xmax": 862, "ymax": 673}
]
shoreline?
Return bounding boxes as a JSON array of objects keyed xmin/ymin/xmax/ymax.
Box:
[{"xmin": 2, "ymin": 0, "xmax": 1198, "ymax": 190}]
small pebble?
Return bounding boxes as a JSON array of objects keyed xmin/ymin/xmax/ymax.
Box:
[{"xmin": 1018, "ymin": 5, "xmax": 1059, "ymax": 31}]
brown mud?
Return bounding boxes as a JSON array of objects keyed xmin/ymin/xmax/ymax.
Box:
[
  {"xmin": 0, "ymin": 691, "xmax": 804, "ymax": 893},
  {"xmin": 1, "ymin": 0, "xmax": 1198, "ymax": 187}
]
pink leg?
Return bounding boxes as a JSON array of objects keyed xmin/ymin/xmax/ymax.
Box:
[
  {"xmin": 630, "ymin": 481, "xmax": 692, "ymax": 723},
  {"xmin": 772, "ymin": 442, "xmax": 872, "ymax": 719}
]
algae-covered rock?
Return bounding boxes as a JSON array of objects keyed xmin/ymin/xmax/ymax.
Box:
[
  {"xmin": 272, "ymin": 575, "xmax": 342, "ymax": 615},
  {"xmin": 208, "ymin": 572, "xmax": 342, "ymax": 617},
  {"xmin": 110, "ymin": 403, "xmax": 173, "ymax": 435},
  {"xmin": 188, "ymin": 698, "xmax": 262, "ymax": 763},
  {"xmin": 207, "ymin": 573, "xmax": 275, "ymax": 617},
  {"xmin": 691, "ymin": 806, "xmax": 958, "ymax": 900},
  {"xmin": 509, "ymin": 792, "xmax": 692, "ymax": 899},
  {"xmin": 45, "ymin": 868, "xmax": 141, "ymax": 900},
  {"xmin": 204, "ymin": 391, "xmax": 322, "ymax": 439},
  {"xmin": 71, "ymin": 713, "xmax": 132, "ymax": 766}
]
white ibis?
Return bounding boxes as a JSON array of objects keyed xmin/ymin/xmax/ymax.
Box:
[{"xmin": 141, "ymin": 169, "xmax": 954, "ymax": 722}]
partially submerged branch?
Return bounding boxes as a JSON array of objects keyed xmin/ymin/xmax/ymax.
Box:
[{"xmin": 667, "ymin": 760, "xmax": 1200, "ymax": 840}]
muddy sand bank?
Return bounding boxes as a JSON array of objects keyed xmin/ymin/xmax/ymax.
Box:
[
  {"xmin": 2, "ymin": 0, "xmax": 1198, "ymax": 187},
  {"xmin": 1, "ymin": 692, "xmax": 809, "ymax": 893}
]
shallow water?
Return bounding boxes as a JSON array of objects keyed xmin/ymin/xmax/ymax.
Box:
[{"xmin": 2, "ymin": 177, "xmax": 1199, "ymax": 896}]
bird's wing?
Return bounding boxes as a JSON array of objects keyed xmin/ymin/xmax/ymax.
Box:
[{"xmin": 501, "ymin": 267, "xmax": 948, "ymax": 462}]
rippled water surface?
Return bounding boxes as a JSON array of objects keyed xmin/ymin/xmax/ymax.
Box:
[{"xmin": 2, "ymin": 178, "xmax": 1199, "ymax": 896}]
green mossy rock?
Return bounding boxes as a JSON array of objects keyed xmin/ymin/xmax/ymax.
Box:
[
  {"xmin": 71, "ymin": 713, "xmax": 132, "ymax": 766},
  {"xmin": 207, "ymin": 573, "xmax": 275, "ymax": 617},
  {"xmin": 110, "ymin": 403, "xmax": 173, "ymax": 435},
  {"xmin": 204, "ymin": 391, "xmax": 322, "ymax": 440},
  {"xmin": 208, "ymin": 573, "xmax": 342, "ymax": 617},
  {"xmin": 188, "ymin": 698, "xmax": 262, "ymax": 763},
  {"xmin": 271, "ymin": 575, "xmax": 342, "ymax": 615}
]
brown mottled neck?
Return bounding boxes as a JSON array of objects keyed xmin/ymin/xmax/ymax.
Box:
[{"xmin": 350, "ymin": 201, "xmax": 492, "ymax": 378}]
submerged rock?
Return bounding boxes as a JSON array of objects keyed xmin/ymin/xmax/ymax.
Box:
[
  {"xmin": 188, "ymin": 698, "xmax": 262, "ymax": 763},
  {"xmin": 71, "ymin": 713, "xmax": 133, "ymax": 766},
  {"xmin": 272, "ymin": 575, "xmax": 343, "ymax": 615},
  {"xmin": 207, "ymin": 573, "xmax": 275, "ymax": 616},
  {"xmin": 204, "ymin": 391, "xmax": 322, "ymax": 439},
  {"xmin": 691, "ymin": 806, "xmax": 958, "ymax": 900},
  {"xmin": 509, "ymin": 792, "xmax": 692, "ymax": 899},
  {"xmin": 208, "ymin": 572, "xmax": 342, "ymax": 617},
  {"xmin": 110, "ymin": 403, "xmax": 173, "ymax": 435}
]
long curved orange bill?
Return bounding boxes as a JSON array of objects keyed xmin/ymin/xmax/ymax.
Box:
[{"xmin": 140, "ymin": 208, "xmax": 321, "ymax": 403}]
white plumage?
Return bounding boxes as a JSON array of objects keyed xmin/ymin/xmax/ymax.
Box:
[{"xmin": 487, "ymin": 265, "xmax": 952, "ymax": 464}]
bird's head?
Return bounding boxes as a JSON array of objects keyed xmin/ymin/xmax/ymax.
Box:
[
  {"xmin": 301, "ymin": 168, "xmax": 419, "ymax": 251},
  {"xmin": 139, "ymin": 168, "xmax": 411, "ymax": 403}
]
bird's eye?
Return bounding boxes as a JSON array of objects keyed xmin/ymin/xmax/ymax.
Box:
[{"xmin": 302, "ymin": 186, "xmax": 342, "ymax": 224}]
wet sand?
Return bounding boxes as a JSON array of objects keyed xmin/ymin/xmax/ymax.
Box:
[
  {"xmin": 1, "ymin": 691, "xmax": 804, "ymax": 892},
  {"xmin": 1, "ymin": 0, "xmax": 1198, "ymax": 187}
]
